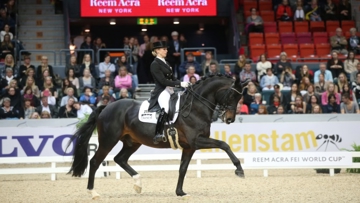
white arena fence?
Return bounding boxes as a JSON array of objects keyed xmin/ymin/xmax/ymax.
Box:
[{"xmin": 1, "ymin": 152, "xmax": 360, "ymax": 181}]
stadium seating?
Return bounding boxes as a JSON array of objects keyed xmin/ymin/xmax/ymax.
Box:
[
  {"xmin": 326, "ymin": 21, "xmax": 340, "ymax": 32},
  {"xmin": 266, "ymin": 44, "xmax": 282, "ymax": 61},
  {"xmin": 249, "ymin": 33, "xmax": 264, "ymax": 44},
  {"xmin": 341, "ymin": 20, "xmax": 355, "ymax": 32},
  {"xmin": 296, "ymin": 32, "xmax": 312, "ymax": 44},
  {"xmin": 280, "ymin": 32, "xmax": 296, "ymax": 44},
  {"xmin": 258, "ymin": 0, "xmax": 272, "ymax": 11},
  {"xmin": 278, "ymin": 21, "xmax": 293, "ymax": 33},
  {"xmin": 299, "ymin": 44, "xmax": 318, "ymax": 62},
  {"xmin": 264, "ymin": 32, "xmax": 280, "ymax": 44},
  {"xmin": 260, "ymin": 11, "xmax": 275, "ymax": 22},
  {"xmin": 315, "ymin": 43, "xmax": 331, "ymax": 61},
  {"xmin": 263, "ymin": 22, "xmax": 277, "ymax": 32},
  {"xmin": 249, "ymin": 44, "xmax": 266, "ymax": 62},
  {"xmin": 313, "ymin": 32, "xmax": 329, "ymax": 44},
  {"xmin": 283, "ymin": 44, "xmax": 299, "ymax": 61},
  {"xmin": 243, "ymin": 1, "xmax": 258, "ymax": 12},
  {"xmin": 310, "ymin": 21, "xmax": 325, "ymax": 32},
  {"xmin": 294, "ymin": 21, "xmax": 309, "ymax": 33}
]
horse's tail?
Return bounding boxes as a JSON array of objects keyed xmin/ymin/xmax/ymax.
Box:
[{"xmin": 67, "ymin": 105, "xmax": 106, "ymax": 177}]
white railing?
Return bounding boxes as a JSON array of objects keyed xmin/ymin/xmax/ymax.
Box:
[{"xmin": 1, "ymin": 152, "xmax": 359, "ymax": 180}]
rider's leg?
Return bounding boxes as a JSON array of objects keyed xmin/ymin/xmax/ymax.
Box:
[
  {"xmin": 158, "ymin": 90, "xmax": 170, "ymax": 113},
  {"xmin": 153, "ymin": 90, "xmax": 170, "ymax": 144}
]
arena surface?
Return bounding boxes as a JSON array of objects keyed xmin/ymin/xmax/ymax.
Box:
[{"xmin": 1, "ymin": 160, "xmax": 359, "ymax": 203}]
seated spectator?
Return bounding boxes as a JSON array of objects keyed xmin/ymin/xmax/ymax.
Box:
[
  {"xmin": 338, "ymin": 0, "xmax": 352, "ymax": 20},
  {"xmin": 73, "ymin": 102, "xmax": 93, "ymax": 119},
  {"xmin": 22, "ymin": 77, "xmax": 40, "ymax": 98},
  {"xmin": 257, "ymin": 105, "xmax": 268, "ymax": 115},
  {"xmin": 348, "ymin": 28, "xmax": 360, "ymax": 54},
  {"xmin": 1, "ymin": 68, "xmax": 14, "ymax": 92},
  {"xmin": 323, "ymin": 94, "xmax": 340, "ymax": 113},
  {"xmin": 206, "ymin": 62, "xmax": 219, "ymax": 76},
  {"xmin": 115, "ymin": 66, "xmax": 132, "ymax": 93},
  {"xmin": 80, "ymin": 54, "xmax": 96, "ymax": 78},
  {"xmin": 201, "ymin": 51, "xmax": 218, "ymax": 76},
  {"xmin": 3, "ymin": 86, "xmax": 21, "ymax": 109},
  {"xmin": 246, "ymin": 8, "xmax": 263, "ymax": 33},
  {"xmin": 260, "ymin": 68, "xmax": 279, "ymax": 90},
  {"xmin": 291, "ymin": 95, "xmax": 306, "ymax": 114},
  {"xmin": 189, "ymin": 76, "xmax": 197, "ymax": 85},
  {"xmin": 269, "ymin": 84, "xmax": 287, "ymax": 106},
  {"xmin": 183, "ymin": 66, "xmax": 200, "ymax": 82},
  {"xmin": 250, "ymin": 93, "xmax": 262, "ymax": 114},
  {"xmin": 98, "ymin": 69, "xmax": 115, "ymax": 95},
  {"xmin": 62, "ymin": 78, "xmax": 78, "ymax": 98},
  {"xmin": 314, "ymin": 63, "xmax": 333, "ymax": 83},
  {"xmin": 305, "ymin": 0, "xmax": 322, "ymax": 21},
  {"xmin": 234, "ymin": 54, "xmax": 246, "ymax": 76},
  {"xmin": 267, "ymin": 95, "xmax": 282, "ymax": 114},
  {"xmin": 79, "ymin": 86, "xmax": 96, "ymax": 106},
  {"xmin": 299, "ymin": 76, "xmax": 312, "ymax": 93},
  {"xmin": 239, "ymin": 62, "xmax": 256, "ymax": 83},
  {"xmin": 99, "ymin": 54, "xmax": 116, "ymax": 79},
  {"xmin": 342, "ymin": 83, "xmax": 355, "ymax": 101},
  {"xmin": 236, "ymin": 97, "xmax": 248, "ymax": 114},
  {"xmin": 0, "ymin": 34, "xmax": 14, "ymax": 58},
  {"xmin": 280, "ymin": 66, "xmax": 295, "ymax": 90},
  {"xmin": 60, "ymin": 87, "xmax": 78, "ymax": 107},
  {"xmin": 96, "ymin": 86, "xmax": 115, "ymax": 106},
  {"xmin": 256, "ymin": 54, "xmax": 272, "ymax": 81},
  {"xmin": 321, "ymin": 83, "xmax": 341, "ymax": 105},
  {"xmin": 351, "ymin": 72, "xmax": 360, "ymax": 89},
  {"xmin": 58, "ymin": 97, "xmax": 77, "ymax": 118},
  {"xmin": 124, "ymin": 37, "xmax": 140, "ymax": 79},
  {"xmin": 41, "ymin": 76, "xmax": 57, "ymax": 95},
  {"xmin": 29, "ymin": 112, "xmax": 40, "ymax": 119},
  {"xmin": 330, "ymin": 28, "xmax": 348, "ymax": 55},
  {"xmin": 294, "ymin": 0, "xmax": 305, "ymax": 21},
  {"xmin": 41, "ymin": 88, "xmax": 56, "ymax": 106},
  {"xmin": 276, "ymin": 0, "xmax": 293, "ymax": 21},
  {"xmin": 98, "ymin": 96, "xmax": 110, "ymax": 106},
  {"xmin": 0, "ymin": 24, "xmax": 13, "ymax": 42},
  {"xmin": 274, "ymin": 52, "xmax": 292, "ymax": 76},
  {"xmin": 36, "ymin": 96, "xmax": 57, "ymax": 118},
  {"xmin": 327, "ymin": 51, "xmax": 345, "ymax": 79},
  {"xmin": 23, "ymin": 86, "xmax": 40, "ymax": 107},
  {"xmin": 323, "ymin": 0, "xmax": 338, "ymax": 21},
  {"xmin": 66, "ymin": 68, "xmax": 80, "ymax": 90},
  {"xmin": 179, "ymin": 53, "xmax": 201, "ymax": 78},
  {"xmin": 2, "ymin": 78, "xmax": 18, "ymax": 95},
  {"xmin": 119, "ymin": 88, "xmax": 130, "ymax": 99},
  {"xmin": 286, "ymin": 83, "xmax": 302, "ymax": 112},
  {"xmin": 352, "ymin": 76, "xmax": 360, "ymax": 106},
  {"xmin": 334, "ymin": 73, "xmax": 349, "ymax": 93},
  {"xmin": 3, "ymin": 1, "xmax": 17, "ymax": 20},
  {"xmin": 79, "ymin": 69, "xmax": 96, "ymax": 93},
  {"xmin": 0, "ymin": 97, "xmax": 20, "ymax": 119},
  {"xmin": 350, "ymin": 63, "xmax": 360, "ymax": 83},
  {"xmin": 117, "ymin": 55, "xmax": 140, "ymax": 92},
  {"xmin": 20, "ymin": 68, "xmax": 36, "ymax": 88},
  {"xmin": 19, "ymin": 55, "xmax": 35, "ymax": 79},
  {"xmin": 296, "ymin": 65, "xmax": 313, "ymax": 84},
  {"xmin": 40, "ymin": 111, "xmax": 51, "ymax": 119},
  {"xmin": 311, "ymin": 104, "xmax": 322, "ymax": 114},
  {"xmin": 243, "ymin": 82, "xmax": 257, "ymax": 108},
  {"xmin": 224, "ymin": 64, "xmax": 236, "ymax": 79},
  {"xmin": 23, "ymin": 98, "xmax": 36, "ymax": 119},
  {"xmin": 306, "ymin": 95, "xmax": 320, "ymax": 113},
  {"xmin": 36, "ymin": 56, "xmax": 54, "ymax": 79},
  {"xmin": 276, "ymin": 105, "xmax": 286, "ymax": 114},
  {"xmin": 65, "ymin": 55, "xmax": 81, "ymax": 77},
  {"xmin": 344, "ymin": 51, "xmax": 359, "ymax": 76},
  {"xmin": 116, "ymin": 55, "xmax": 131, "ymax": 74},
  {"xmin": 37, "ymin": 69, "xmax": 53, "ymax": 90},
  {"xmin": 340, "ymin": 93, "xmax": 360, "ymax": 114},
  {"xmin": 1, "ymin": 54, "xmax": 17, "ymax": 78}
]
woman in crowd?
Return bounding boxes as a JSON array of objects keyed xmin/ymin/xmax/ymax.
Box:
[
  {"xmin": 340, "ymin": 93, "xmax": 360, "ymax": 114},
  {"xmin": 22, "ymin": 76, "xmax": 40, "ymax": 98},
  {"xmin": 274, "ymin": 52, "xmax": 292, "ymax": 76},
  {"xmin": 118, "ymin": 88, "xmax": 130, "ymax": 99},
  {"xmin": 342, "ymin": 83, "xmax": 355, "ymax": 101},
  {"xmin": 99, "ymin": 54, "xmax": 116, "ymax": 79},
  {"xmin": 234, "ymin": 54, "xmax": 246, "ymax": 76},
  {"xmin": 201, "ymin": 51, "xmax": 218, "ymax": 76},
  {"xmin": 189, "ymin": 76, "xmax": 197, "ymax": 85},
  {"xmin": 22, "ymin": 98, "xmax": 36, "ymax": 119},
  {"xmin": 334, "ymin": 73, "xmax": 348, "ymax": 94},
  {"xmin": 29, "ymin": 112, "xmax": 41, "ymax": 119},
  {"xmin": 98, "ymin": 69, "xmax": 115, "ymax": 95},
  {"xmin": 294, "ymin": 0, "xmax": 305, "ymax": 21},
  {"xmin": 323, "ymin": 0, "xmax": 338, "ymax": 21},
  {"xmin": 286, "ymin": 83, "xmax": 302, "ymax": 112},
  {"xmin": 256, "ymin": 54, "xmax": 272, "ymax": 81},
  {"xmin": 291, "ymin": 95, "xmax": 306, "ymax": 114},
  {"xmin": 115, "ymin": 66, "xmax": 133, "ymax": 95},
  {"xmin": 296, "ymin": 65, "xmax": 313, "ymax": 84},
  {"xmin": 22, "ymin": 86, "xmax": 40, "ymax": 107},
  {"xmin": 314, "ymin": 73, "xmax": 330, "ymax": 94},
  {"xmin": 305, "ymin": 0, "xmax": 322, "ymax": 21},
  {"xmin": 65, "ymin": 55, "xmax": 81, "ymax": 77},
  {"xmin": 344, "ymin": 51, "xmax": 358, "ymax": 76},
  {"xmin": 299, "ymin": 76, "xmax": 312, "ymax": 93},
  {"xmin": 20, "ymin": 68, "xmax": 36, "ymax": 88},
  {"xmin": 36, "ymin": 56, "xmax": 54, "ymax": 79},
  {"xmin": 236, "ymin": 97, "xmax": 249, "ymax": 115},
  {"xmin": 183, "ymin": 66, "xmax": 200, "ymax": 82},
  {"xmin": 327, "ymin": 51, "xmax": 344, "ymax": 79},
  {"xmin": 311, "ymin": 104, "xmax": 322, "ymax": 114},
  {"xmin": 79, "ymin": 69, "xmax": 96, "ymax": 93},
  {"xmin": 323, "ymin": 94, "xmax": 340, "ymax": 113},
  {"xmin": 117, "ymin": 55, "xmax": 139, "ymax": 92},
  {"xmin": 58, "ymin": 97, "xmax": 77, "ymax": 118},
  {"xmin": 66, "ymin": 68, "xmax": 80, "ymax": 90},
  {"xmin": 276, "ymin": 0, "xmax": 293, "ymax": 21},
  {"xmin": 321, "ymin": 83, "xmax": 340, "ymax": 106},
  {"xmin": 306, "ymin": 95, "xmax": 320, "ymax": 113},
  {"xmin": 246, "ymin": 7, "xmax": 264, "ymax": 33},
  {"xmin": 250, "ymin": 93, "xmax": 262, "ymax": 114},
  {"xmin": 257, "ymin": 104, "xmax": 268, "ymax": 115},
  {"xmin": 62, "ymin": 78, "xmax": 78, "ymax": 98},
  {"xmin": 96, "ymin": 86, "xmax": 115, "ymax": 106},
  {"xmin": 79, "ymin": 86, "xmax": 96, "ymax": 106},
  {"xmin": 2, "ymin": 54, "xmax": 17, "ymax": 78},
  {"xmin": 19, "ymin": 55, "xmax": 35, "ymax": 79},
  {"xmin": 3, "ymin": 86, "xmax": 21, "ymax": 109},
  {"xmin": 267, "ymin": 95, "xmax": 282, "ymax": 114},
  {"xmin": 243, "ymin": 82, "xmax": 258, "ymax": 109},
  {"xmin": 80, "ymin": 54, "xmax": 96, "ymax": 77},
  {"xmin": 338, "ymin": 0, "xmax": 352, "ymax": 20},
  {"xmin": 0, "ymin": 34, "xmax": 14, "ymax": 58},
  {"xmin": 302, "ymin": 84, "xmax": 319, "ymax": 103},
  {"xmin": 0, "ymin": 97, "xmax": 21, "ymax": 119},
  {"xmin": 269, "ymin": 84, "xmax": 287, "ymax": 106},
  {"xmin": 276, "ymin": 105, "xmax": 286, "ymax": 114},
  {"xmin": 40, "ymin": 111, "xmax": 51, "ymax": 119}
]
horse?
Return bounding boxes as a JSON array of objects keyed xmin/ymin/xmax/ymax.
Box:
[{"xmin": 68, "ymin": 74, "xmax": 249, "ymax": 199}]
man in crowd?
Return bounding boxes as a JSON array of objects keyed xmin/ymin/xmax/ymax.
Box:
[
  {"xmin": 60, "ymin": 87, "xmax": 78, "ymax": 106},
  {"xmin": 36, "ymin": 96, "xmax": 58, "ymax": 118},
  {"xmin": 207, "ymin": 62, "xmax": 219, "ymax": 76},
  {"xmin": 178, "ymin": 53, "xmax": 201, "ymax": 78},
  {"xmin": 330, "ymin": 28, "xmax": 348, "ymax": 55},
  {"xmin": 348, "ymin": 28, "xmax": 360, "ymax": 54},
  {"xmin": 168, "ymin": 31, "xmax": 184, "ymax": 78},
  {"xmin": 314, "ymin": 63, "xmax": 333, "ymax": 83},
  {"xmin": 260, "ymin": 68, "xmax": 279, "ymax": 90},
  {"xmin": 73, "ymin": 102, "xmax": 93, "ymax": 119},
  {"xmin": 239, "ymin": 62, "xmax": 256, "ymax": 83},
  {"xmin": 350, "ymin": 63, "xmax": 360, "ymax": 83}
]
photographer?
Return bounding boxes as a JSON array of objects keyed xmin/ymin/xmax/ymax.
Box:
[{"xmin": 280, "ymin": 66, "xmax": 295, "ymax": 90}]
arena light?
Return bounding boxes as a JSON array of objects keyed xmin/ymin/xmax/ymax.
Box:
[
  {"xmin": 141, "ymin": 25, "xmax": 147, "ymax": 32},
  {"xmin": 173, "ymin": 18, "xmax": 179, "ymax": 24},
  {"xmin": 199, "ymin": 23, "xmax": 204, "ymax": 31},
  {"xmin": 84, "ymin": 29, "xmax": 90, "ymax": 32},
  {"xmin": 110, "ymin": 20, "xmax": 116, "ymax": 25}
]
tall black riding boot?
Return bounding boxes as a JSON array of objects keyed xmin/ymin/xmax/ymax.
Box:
[{"xmin": 153, "ymin": 108, "xmax": 168, "ymax": 144}]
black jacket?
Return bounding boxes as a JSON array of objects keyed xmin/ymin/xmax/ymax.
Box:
[
  {"xmin": 36, "ymin": 105, "xmax": 58, "ymax": 118},
  {"xmin": 148, "ymin": 58, "xmax": 181, "ymax": 110},
  {"xmin": 167, "ymin": 40, "xmax": 184, "ymax": 65}
]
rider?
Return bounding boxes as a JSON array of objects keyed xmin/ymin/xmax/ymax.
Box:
[{"xmin": 148, "ymin": 41, "xmax": 189, "ymax": 144}]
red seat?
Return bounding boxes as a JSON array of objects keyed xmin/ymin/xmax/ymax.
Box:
[
  {"xmin": 278, "ymin": 21, "xmax": 293, "ymax": 33},
  {"xmin": 296, "ymin": 32, "xmax": 312, "ymax": 44},
  {"xmin": 280, "ymin": 32, "xmax": 296, "ymax": 44},
  {"xmin": 249, "ymin": 33, "xmax": 264, "ymax": 44},
  {"xmin": 341, "ymin": 20, "xmax": 355, "ymax": 32},
  {"xmin": 326, "ymin": 21, "xmax": 340, "ymax": 33},
  {"xmin": 260, "ymin": 11, "xmax": 275, "ymax": 22},
  {"xmin": 243, "ymin": 1, "xmax": 258, "ymax": 12},
  {"xmin": 345, "ymin": 31, "xmax": 360, "ymax": 39},
  {"xmin": 265, "ymin": 32, "xmax": 280, "ymax": 44},
  {"xmin": 294, "ymin": 21, "xmax": 309, "ymax": 33},
  {"xmin": 250, "ymin": 44, "xmax": 265, "ymax": 62},
  {"xmin": 310, "ymin": 21, "xmax": 325, "ymax": 32},
  {"xmin": 313, "ymin": 32, "xmax": 329, "ymax": 44},
  {"xmin": 266, "ymin": 44, "xmax": 282, "ymax": 62},
  {"xmin": 263, "ymin": 22, "xmax": 277, "ymax": 32},
  {"xmin": 282, "ymin": 44, "xmax": 299, "ymax": 61},
  {"xmin": 299, "ymin": 44, "xmax": 318, "ymax": 62},
  {"xmin": 315, "ymin": 43, "xmax": 331, "ymax": 61},
  {"xmin": 258, "ymin": 0, "xmax": 272, "ymax": 10}
]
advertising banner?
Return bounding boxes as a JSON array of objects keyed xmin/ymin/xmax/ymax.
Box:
[
  {"xmin": 80, "ymin": 0, "xmax": 217, "ymax": 17},
  {"xmin": 0, "ymin": 121, "xmax": 359, "ymax": 158}
]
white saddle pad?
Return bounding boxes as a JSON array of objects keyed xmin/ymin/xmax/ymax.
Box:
[{"xmin": 138, "ymin": 93, "xmax": 181, "ymax": 124}]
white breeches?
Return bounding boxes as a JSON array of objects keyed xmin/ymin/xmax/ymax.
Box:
[{"xmin": 158, "ymin": 89, "xmax": 171, "ymax": 113}]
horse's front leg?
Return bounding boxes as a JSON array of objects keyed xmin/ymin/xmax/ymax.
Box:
[
  {"xmin": 195, "ymin": 136, "xmax": 245, "ymax": 178},
  {"xmin": 175, "ymin": 149, "xmax": 195, "ymax": 196}
]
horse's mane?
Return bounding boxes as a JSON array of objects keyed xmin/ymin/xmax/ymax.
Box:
[{"xmin": 192, "ymin": 73, "xmax": 233, "ymax": 90}]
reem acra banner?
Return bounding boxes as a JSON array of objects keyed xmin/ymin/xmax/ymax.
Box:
[{"xmin": 80, "ymin": 0, "xmax": 217, "ymax": 17}]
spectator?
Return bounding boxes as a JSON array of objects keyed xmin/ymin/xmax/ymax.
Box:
[
  {"xmin": 3, "ymin": 86, "xmax": 21, "ymax": 109},
  {"xmin": 323, "ymin": 0, "xmax": 338, "ymax": 21},
  {"xmin": 239, "ymin": 62, "xmax": 256, "ymax": 83},
  {"xmin": 291, "ymin": 95, "xmax": 306, "ymax": 114},
  {"xmin": 246, "ymin": 8, "xmax": 264, "ymax": 33},
  {"xmin": 94, "ymin": 37, "xmax": 106, "ymax": 64},
  {"xmin": 0, "ymin": 33, "xmax": 13, "ymax": 58},
  {"xmin": 36, "ymin": 56, "xmax": 54, "ymax": 79},
  {"xmin": 234, "ymin": 54, "xmax": 246, "ymax": 77},
  {"xmin": 96, "ymin": 86, "xmax": 115, "ymax": 106},
  {"xmin": 2, "ymin": 78, "xmax": 18, "ymax": 95},
  {"xmin": 29, "ymin": 112, "xmax": 40, "ymax": 119},
  {"xmin": 65, "ymin": 55, "xmax": 81, "ymax": 77},
  {"xmin": 115, "ymin": 66, "xmax": 132, "ymax": 94},
  {"xmin": 141, "ymin": 36, "xmax": 158, "ymax": 83},
  {"xmin": 183, "ymin": 66, "xmax": 200, "ymax": 82},
  {"xmin": 330, "ymin": 28, "xmax": 348, "ymax": 55},
  {"xmin": 350, "ymin": 64, "xmax": 360, "ymax": 84},
  {"xmin": 0, "ymin": 24, "xmax": 13, "ymax": 42},
  {"xmin": 311, "ymin": 104, "xmax": 322, "ymax": 114},
  {"xmin": 267, "ymin": 95, "xmax": 282, "ymax": 114},
  {"xmin": 99, "ymin": 54, "xmax": 116, "ymax": 79},
  {"xmin": 294, "ymin": 0, "xmax": 305, "ymax": 21},
  {"xmin": 119, "ymin": 88, "xmax": 129, "ymax": 99},
  {"xmin": 327, "ymin": 51, "xmax": 344, "ymax": 79},
  {"xmin": 260, "ymin": 68, "xmax": 279, "ymax": 90},
  {"xmin": 79, "ymin": 86, "xmax": 96, "ymax": 106},
  {"xmin": 286, "ymin": 83, "xmax": 301, "ymax": 112},
  {"xmin": 276, "ymin": 105, "xmax": 286, "ymax": 114},
  {"xmin": 40, "ymin": 76, "xmax": 57, "ymax": 96},
  {"xmin": 270, "ymin": 84, "xmax": 287, "ymax": 106},
  {"xmin": 280, "ymin": 66, "xmax": 295, "ymax": 90},
  {"xmin": 139, "ymin": 35, "xmax": 149, "ymax": 59},
  {"xmin": 60, "ymin": 87, "xmax": 78, "ymax": 107},
  {"xmin": 0, "ymin": 97, "xmax": 20, "ymax": 119},
  {"xmin": 313, "ymin": 73, "xmax": 327, "ymax": 93},
  {"xmin": 1, "ymin": 54, "xmax": 16, "ymax": 78},
  {"xmin": 305, "ymin": 0, "xmax": 322, "ymax": 21},
  {"xmin": 168, "ymin": 31, "xmax": 183, "ymax": 78},
  {"xmin": 256, "ymin": 54, "xmax": 272, "ymax": 81},
  {"xmin": 257, "ymin": 104, "xmax": 268, "ymax": 115},
  {"xmin": 224, "ymin": 64, "xmax": 236, "ymax": 79},
  {"xmin": 323, "ymin": 94, "xmax": 340, "ymax": 113},
  {"xmin": 79, "ymin": 69, "xmax": 96, "ymax": 93},
  {"xmin": 342, "ymin": 83, "xmax": 355, "ymax": 101},
  {"xmin": 20, "ymin": 68, "xmax": 36, "ymax": 88},
  {"xmin": 58, "ymin": 97, "xmax": 77, "ymax": 118},
  {"xmin": 206, "ymin": 62, "xmax": 219, "ymax": 76},
  {"xmin": 299, "ymin": 76, "xmax": 312, "ymax": 93},
  {"xmin": 80, "ymin": 54, "xmax": 96, "ymax": 77},
  {"xmin": 201, "ymin": 51, "xmax": 218, "ymax": 76},
  {"xmin": 179, "ymin": 53, "xmax": 201, "ymax": 78},
  {"xmin": 73, "ymin": 102, "xmax": 93, "ymax": 119},
  {"xmin": 236, "ymin": 97, "xmax": 248, "ymax": 114},
  {"xmin": 276, "ymin": 0, "xmax": 293, "ymax": 21},
  {"xmin": 344, "ymin": 51, "xmax": 359, "ymax": 76},
  {"xmin": 1, "ymin": 67, "xmax": 14, "ymax": 91},
  {"xmin": 314, "ymin": 63, "xmax": 333, "ymax": 83},
  {"xmin": 18, "ymin": 55, "xmax": 35, "ymax": 79},
  {"xmin": 41, "ymin": 88, "xmax": 56, "ymax": 106},
  {"xmin": 22, "ymin": 86, "xmax": 40, "ymax": 107},
  {"xmin": 36, "ymin": 96, "xmax": 57, "ymax": 118},
  {"xmin": 97, "ymin": 96, "xmax": 110, "ymax": 107},
  {"xmin": 338, "ymin": 0, "xmax": 352, "ymax": 20},
  {"xmin": 243, "ymin": 82, "xmax": 257, "ymax": 108},
  {"xmin": 116, "ymin": 55, "xmax": 131, "ymax": 73},
  {"xmin": 179, "ymin": 34, "xmax": 187, "ymax": 48},
  {"xmin": 124, "ymin": 37, "xmax": 139, "ymax": 81},
  {"xmin": 250, "ymin": 93, "xmax": 262, "ymax": 114},
  {"xmin": 352, "ymin": 73, "xmax": 360, "ymax": 104},
  {"xmin": 340, "ymin": 93, "xmax": 360, "ymax": 114},
  {"xmin": 61, "ymin": 78, "xmax": 78, "ymax": 98},
  {"xmin": 78, "ymin": 35, "xmax": 95, "ymax": 65},
  {"xmin": 4, "ymin": 0, "xmax": 17, "ymax": 19},
  {"xmin": 306, "ymin": 95, "xmax": 320, "ymax": 113},
  {"xmin": 123, "ymin": 37, "xmax": 129, "ymax": 47},
  {"xmin": 98, "ymin": 69, "xmax": 115, "ymax": 95},
  {"xmin": 23, "ymin": 98, "xmax": 36, "ymax": 119},
  {"xmin": 66, "ymin": 68, "xmax": 80, "ymax": 90},
  {"xmin": 321, "ymin": 83, "xmax": 341, "ymax": 105},
  {"xmin": 274, "ymin": 52, "xmax": 292, "ymax": 76},
  {"xmin": 334, "ymin": 73, "xmax": 348, "ymax": 93},
  {"xmin": 40, "ymin": 111, "xmax": 51, "ymax": 119},
  {"xmin": 303, "ymin": 84, "xmax": 319, "ymax": 103},
  {"xmin": 296, "ymin": 64, "xmax": 313, "ymax": 84},
  {"xmin": 37, "ymin": 69, "xmax": 52, "ymax": 91},
  {"xmin": 348, "ymin": 28, "xmax": 360, "ymax": 54},
  {"xmin": 0, "ymin": 9, "xmax": 15, "ymax": 31}
]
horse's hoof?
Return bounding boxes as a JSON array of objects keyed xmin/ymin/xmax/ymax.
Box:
[
  {"xmin": 88, "ymin": 190, "xmax": 100, "ymax": 200},
  {"xmin": 180, "ymin": 194, "xmax": 191, "ymax": 200},
  {"xmin": 235, "ymin": 169, "xmax": 245, "ymax": 178},
  {"xmin": 133, "ymin": 184, "xmax": 142, "ymax": 194}
]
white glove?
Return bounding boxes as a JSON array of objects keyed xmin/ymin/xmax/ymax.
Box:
[{"xmin": 180, "ymin": 82, "xmax": 189, "ymax": 88}]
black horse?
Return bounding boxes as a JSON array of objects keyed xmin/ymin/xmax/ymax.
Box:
[{"xmin": 68, "ymin": 74, "xmax": 248, "ymax": 199}]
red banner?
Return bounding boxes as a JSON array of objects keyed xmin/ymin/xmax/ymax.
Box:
[{"xmin": 80, "ymin": 0, "xmax": 217, "ymax": 17}]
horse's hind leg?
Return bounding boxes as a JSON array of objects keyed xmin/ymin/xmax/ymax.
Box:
[{"xmin": 114, "ymin": 142, "xmax": 142, "ymax": 193}]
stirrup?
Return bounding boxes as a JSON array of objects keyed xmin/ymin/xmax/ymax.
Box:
[{"xmin": 153, "ymin": 134, "xmax": 167, "ymax": 144}]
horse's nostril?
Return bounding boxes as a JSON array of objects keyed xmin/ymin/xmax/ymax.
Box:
[{"xmin": 227, "ymin": 118, "xmax": 232, "ymax": 123}]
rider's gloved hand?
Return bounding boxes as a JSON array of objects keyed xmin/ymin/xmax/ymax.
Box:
[{"xmin": 180, "ymin": 82, "xmax": 189, "ymax": 88}]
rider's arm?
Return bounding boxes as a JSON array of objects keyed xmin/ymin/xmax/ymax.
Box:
[{"xmin": 151, "ymin": 63, "xmax": 181, "ymax": 88}]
